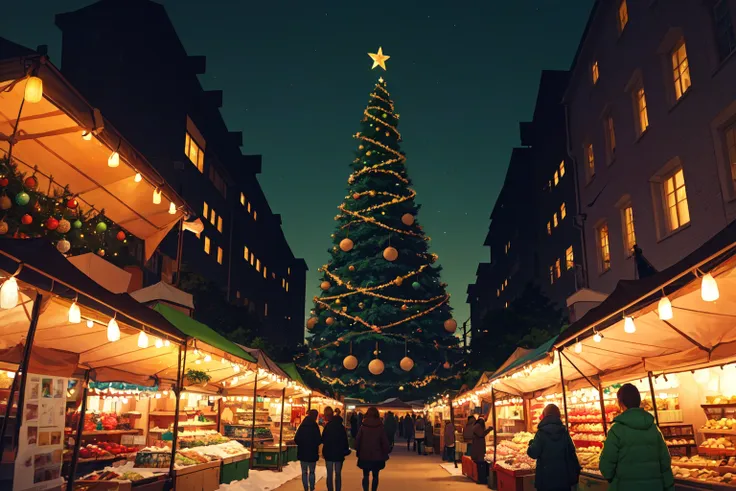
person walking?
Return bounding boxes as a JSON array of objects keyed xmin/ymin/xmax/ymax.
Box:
[
  {"xmin": 444, "ymin": 420, "xmax": 457, "ymax": 467},
  {"xmin": 471, "ymin": 416, "xmax": 493, "ymax": 484},
  {"xmin": 424, "ymin": 418, "xmax": 434, "ymax": 455},
  {"xmin": 322, "ymin": 406, "xmax": 350, "ymax": 491},
  {"xmin": 463, "ymin": 415, "xmax": 476, "ymax": 457},
  {"xmin": 383, "ymin": 411, "xmax": 397, "ymax": 452},
  {"xmin": 355, "ymin": 407, "xmax": 390, "ymax": 491},
  {"xmin": 350, "ymin": 412, "xmax": 359, "ymax": 439},
  {"xmin": 398, "ymin": 416, "xmax": 404, "ymax": 438},
  {"xmin": 599, "ymin": 384, "xmax": 674, "ymax": 491},
  {"xmin": 403, "ymin": 413, "xmax": 415, "ymax": 451},
  {"xmin": 294, "ymin": 409, "xmax": 321, "ymax": 491},
  {"xmin": 414, "ymin": 415, "xmax": 426, "ymax": 454},
  {"xmin": 527, "ymin": 404, "xmax": 581, "ymax": 491}
]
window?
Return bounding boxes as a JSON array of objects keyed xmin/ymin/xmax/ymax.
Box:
[
  {"xmin": 555, "ymin": 259, "xmax": 561, "ymax": 278},
  {"xmin": 209, "ymin": 209, "xmax": 216, "ymax": 226},
  {"xmin": 553, "ymin": 170, "xmax": 559, "ymax": 186},
  {"xmin": 552, "ymin": 212, "xmax": 558, "ymax": 228},
  {"xmin": 217, "ymin": 216, "xmax": 223, "ymax": 233},
  {"xmin": 244, "ymin": 246, "xmax": 249, "ymax": 260},
  {"xmin": 264, "ymin": 303, "xmax": 268, "ymax": 317},
  {"xmin": 566, "ymin": 246, "xmax": 574, "ymax": 270},
  {"xmin": 664, "ymin": 169, "xmax": 690, "ymax": 231},
  {"xmin": 288, "ymin": 267, "xmax": 291, "ymax": 275},
  {"xmin": 635, "ymin": 85, "xmax": 649, "ymax": 135},
  {"xmin": 671, "ymin": 41, "xmax": 691, "ymax": 100},
  {"xmin": 606, "ymin": 116, "xmax": 616, "ymax": 160},
  {"xmin": 263, "ymin": 266, "xmax": 267, "ymax": 279},
  {"xmin": 184, "ymin": 132, "xmax": 204, "ymax": 172},
  {"xmin": 592, "ymin": 61, "xmax": 600, "ymax": 84},
  {"xmin": 254, "ymin": 210, "xmax": 258, "ymax": 221},
  {"xmin": 713, "ymin": 0, "xmax": 736, "ymax": 61},
  {"xmin": 250, "ymin": 252, "xmax": 255, "ymax": 267},
  {"xmin": 203, "ymin": 201, "xmax": 209, "ymax": 219},
  {"xmin": 286, "ymin": 282, "xmax": 289, "ymax": 292},
  {"xmin": 560, "ymin": 202, "xmax": 567, "ymax": 220},
  {"xmin": 247, "ymin": 202, "xmax": 252, "ymax": 213},
  {"xmin": 504, "ymin": 302, "xmax": 509, "ymax": 309},
  {"xmin": 726, "ymin": 122, "xmax": 736, "ymax": 181},
  {"xmin": 559, "ymin": 161, "xmax": 566, "ymax": 178},
  {"xmin": 586, "ymin": 143, "xmax": 596, "ymax": 179},
  {"xmin": 547, "ymin": 222, "xmax": 552, "ymax": 235},
  {"xmin": 208, "ymin": 165, "xmax": 227, "ymax": 198},
  {"xmin": 240, "ymin": 192, "xmax": 246, "ymax": 206},
  {"xmin": 597, "ymin": 222, "xmax": 611, "ymax": 272},
  {"xmin": 549, "ymin": 266, "xmax": 554, "ymax": 284},
  {"xmin": 622, "ymin": 205, "xmax": 637, "ymax": 256},
  {"xmin": 236, "ymin": 291, "xmax": 241, "ymax": 299},
  {"xmin": 496, "ymin": 289, "xmax": 500, "ymax": 297},
  {"xmin": 217, "ymin": 247, "xmax": 223, "ymax": 265},
  {"xmin": 504, "ymin": 279, "xmax": 508, "ymax": 288},
  {"xmin": 204, "ymin": 236, "xmax": 211, "ymax": 255},
  {"xmin": 256, "ymin": 259, "xmax": 261, "ymax": 272},
  {"xmin": 618, "ymin": 0, "xmax": 628, "ymax": 32}
]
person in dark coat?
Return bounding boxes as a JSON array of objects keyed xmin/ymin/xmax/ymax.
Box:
[
  {"xmin": 357, "ymin": 411, "xmax": 363, "ymax": 427},
  {"xmin": 398, "ymin": 416, "xmax": 404, "ymax": 438},
  {"xmin": 471, "ymin": 417, "xmax": 493, "ymax": 484},
  {"xmin": 294, "ymin": 409, "xmax": 321, "ymax": 491},
  {"xmin": 383, "ymin": 412, "xmax": 397, "ymax": 452},
  {"xmin": 403, "ymin": 413, "xmax": 415, "ymax": 451},
  {"xmin": 444, "ymin": 420, "xmax": 457, "ymax": 467},
  {"xmin": 350, "ymin": 412, "xmax": 359, "ymax": 439},
  {"xmin": 527, "ymin": 404, "xmax": 581, "ymax": 491},
  {"xmin": 462, "ymin": 415, "xmax": 476, "ymax": 457},
  {"xmin": 322, "ymin": 406, "xmax": 349, "ymax": 491},
  {"xmin": 355, "ymin": 407, "xmax": 390, "ymax": 491}
]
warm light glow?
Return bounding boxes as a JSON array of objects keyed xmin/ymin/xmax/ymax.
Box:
[
  {"xmin": 233, "ymin": 364, "xmax": 240, "ymax": 373},
  {"xmin": 0, "ymin": 277, "xmax": 19, "ymax": 309},
  {"xmin": 137, "ymin": 331, "xmax": 149, "ymax": 348},
  {"xmin": 204, "ymin": 354, "xmax": 212, "ymax": 363},
  {"xmin": 658, "ymin": 296, "xmax": 673, "ymax": 320},
  {"xmin": 164, "ymin": 339, "xmax": 171, "ymax": 347},
  {"xmin": 624, "ymin": 316, "xmax": 636, "ymax": 334},
  {"xmin": 134, "ymin": 173, "xmax": 142, "ymax": 182},
  {"xmin": 593, "ymin": 332, "xmax": 602, "ymax": 343},
  {"xmin": 701, "ymin": 273, "xmax": 719, "ymax": 302},
  {"xmin": 107, "ymin": 317, "xmax": 121, "ymax": 342},
  {"xmin": 86, "ymin": 319, "xmax": 94, "ymax": 328},
  {"xmin": 67, "ymin": 301, "xmax": 81, "ymax": 324},
  {"xmin": 82, "ymin": 131, "xmax": 93, "ymax": 141},
  {"xmin": 24, "ymin": 76, "xmax": 43, "ymax": 103},
  {"xmin": 232, "ymin": 377, "xmax": 239, "ymax": 385},
  {"xmin": 108, "ymin": 151, "xmax": 120, "ymax": 168},
  {"xmin": 574, "ymin": 341, "xmax": 582, "ymax": 354},
  {"xmin": 168, "ymin": 202, "xmax": 176, "ymax": 214},
  {"xmin": 155, "ymin": 337, "xmax": 163, "ymax": 349},
  {"xmin": 195, "ymin": 359, "xmax": 201, "ymax": 364},
  {"xmin": 153, "ymin": 189, "xmax": 162, "ymax": 205},
  {"xmin": 7, "ymin": 371, "xmax": 15, "ymax": 379}
]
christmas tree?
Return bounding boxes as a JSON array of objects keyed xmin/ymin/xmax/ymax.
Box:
[{"xmin": 303, "ymin": 48, "xmax": 459, "ymax": 401}]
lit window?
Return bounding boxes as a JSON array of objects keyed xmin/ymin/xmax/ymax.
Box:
[
  {"xmin": 547, "ymin": 222, "xmax": 552, "ymax": 235},
  {"xmin": 597, "ymin": 222, "xmax": 611, "ymax": 272},
  {"xmin": 566, "ymin": 246, "xmax": 574, "ymax": 270},
  {"xmin": 272, "ymin": 272, "xmax": 276, "ymax": 279},
  {"xmin": 504, "ymin": 302, "xmax": 509, "ymax": 309},
  {"xmin": 263, "ymin": 266, "xmax": 267, "ymax": 279},
  {"xmin": 560, "ymin": 203, "xmax": 567, "ymax": 220},
  {"xmin": 555, "ymin": 259, "xmax": 561, "ymax": 278},
  {"xmin": 236, "ymin": 291, "xmax": 241, "ymax": 299},
  {"xmin": 504, "ymin": 279, "xmax": 508, "ymax": 287},
  {"xmin": 664, "ymin": 169, "xmax": 690, "ymax": 231},
  {"xmin": 635, "ymin": 85, "xmax": 649, "ymax": 135},
  {"xmin": 217, "ymin": 247, "xmax": 223, "ymax": 265},
  {"xmin": 286, "ymin": 282, "xmax": 289, "ymax": 292},
  {"xmin": 217, "ymin": 216, "xmax": 223, "ymax": 233},
  {"xmin": 247, "ymin": 202, "xmax": 252, "ymax": 213},
  {"xmin": 203, "ymin": 202, "xmax": 209, "ymax": 219},
  {"xmin": 282, "ymin": 278, "xmax": 286, "ymax": 288},
  {"xmin": 250, "ymin": 252, "xmax": 255, "ymax": 266},
  {"xmin": 592, "ymin": 61, "xmax": 599, "ymax": 84},
  {"xmin": 672, "ymin": 41, "xmax": 691, "ymax": 100},
  {"xmin": 549, "ymin": 266, "xmax": 554, "ymax": 284},
  {"xmin": 553, "ymin": 170, "xmax": 559, "ymax": 186},
  {"xmin": 244, "ymin": 246, "xmax": 249, "ymax": 260},
  {"xmin": 184, "ymin": 132, "xmax": 204, "ymax": 173},
  {"xmin": 210, "ymin": 209, "xmax": 216, "ymax": 226},
  {"xmin": 553, "ymin": 212, "xmax": 558, "ymax": 228},
  {"xmin": 606, "ymin": 116, "xmax": 616, "ymax": 159},
  {"xmin": 204, "ymin": 236, "xmax": 211, "ymax": 255},
  {"xmin": 256, "ymin": 259, "xmax": 261, "ymax": 272},
  {"xmin": 496, "ymin": 289, "xmax": 500, "ymax": 297},
  {"xmin": 254, "ymin": 210, "xmax": 258, "ymax": 221},
  {"xmin": 265, "ymin": 303, "xmax": 268, "ymax": 317},
  {"xmin": 586, "ymin": 143, "xmax": 595, "ymax": 179},
  {"xmin": 713, "ymin": 0, "xmax": 736, "ymax": 61},
  {"xmin": 559, "ymin": 161, "xmax": 565, "ymax": 178},
  {"xmin": 622, "ymin": 205, "xmax": 637, "ymax": 256},
  {"xmin": 288, "ymin": 267, "xmax": 291, "ymax": 275},
  {"xmin": 240, "ymin": 192, "xmax": 246, "ymax": 206},
  {"xmin": 618, "ymin": 0, "xmax": 628, "ymax": 32},
  {"xmin": 726, "ymin": 122, "xmax": 736, "ymax": 182}
]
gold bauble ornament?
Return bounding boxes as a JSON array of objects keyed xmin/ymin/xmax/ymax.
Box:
[
  {"xmin": 359, "ymin": 145, "xmax": 364, "ymax": 150},
  {"xmin": 399, "ymin": 386, "xmax": 405, "ymax": 391},
  {"xmin": 444, "ymin": 318, "xmax": 458, "ymax": 333},
  {"xmin": 340, "ymin": 238, "xmax": 354, "ymax": 252},
  {"xmin": 366, "ymin": 151, "xmax": 372, "ymax": 156},
  {"xmin": 385, "ymin": 132, "xmax": 390, "ymax": 136},
  {"xmin": 353, "ymin": 193, "xmax": 360, "ymax": 200},
  {"xmin": 401, "ymin": 304, "xmax": 408, "ymax": 311},
  {"xmin": 358, "ymin": 302, "xmax": 365, "ymax": 309},
  {"xmin": 443, "ymin": 361, "xmax": 451, "ymax": 370},
  {"xmin": 343, "ymin": 355, "xmax": 358, "ymax": 370},
  {"xmin": 400, "ymin": 356, "xmax": 414, "ymax": 372},
  {"xmin": 383, "ymin": 246, "xmax": 398, "ymax": 262},
  {"xmin": 394, "ymin": 276, "xmax": 403, "ymax": 286},
  {"xmin": 368, "ymin": 358, "xmax": 385, "ymax": 375},
  {"xmin": 306, "ymin": 317, "xmax": 318, "ymax": 330},
  {"xmin": 332, "ymin": 246, "xmax": 338, "ymax": 252},
  {"xmin": 320, "ymin": 281, "xmax": 331, "ymax": 291},
  {"xmin": 369, "ymin": 190, "xmax": 377, "ymax": 197},
  {"xmin": 326, "ymin": 317, "xmax": 335, "ymax": 326},
  {"xmin": 349, "ymin": 265, "xmax": 356, "ymax": 272},
  {"xmin": 335, "ymin": 298, "xmax": 341, "ymax": 305},
  {"xmin": 401, "ymin": 213, "xmax": 415, "ymax": 226}
]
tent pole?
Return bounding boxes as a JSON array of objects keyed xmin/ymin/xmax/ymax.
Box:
[
  {"xmin": 277, "ymin": 387, "xmax": 286, "ymax": 471},
  {"xmin": 66, "ymin": 370, "xmax": 90, "ymax": 491},
  {"xmin": 491, "ymin": 387, "xmax": 497, "ymax": 466},
  {"xmin": 169, "ymin": 345, "xmax": 185, "ymax": 480},
  {"xmin": 307, "ymin": 393, "xmax": 312, "ymax": 411},
  {"xmin": 12, "ymin": 292, "xmax": 44, "ymax": 456},
  {"xmin": 557, "ymin": 350, "xmax": 569, "ymax": 428},
  {"xmin": 647, "ymin": 371, "xmax": 660, "ymax": 426},
  {"xmin": 249, "ymin": 371, "xmax": 259, "ymax": 469},
  {"xmin": 559, "ymin": 350, "xmax": 599, "ymax": 389},
  {"xmin": 597, "ymin": 384, "xmax": 608, "ymax": 436}
]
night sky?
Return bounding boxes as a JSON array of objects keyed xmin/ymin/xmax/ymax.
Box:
[{"xmin": 4, "ymin": 0, "xmax": 593, "ymax": 327}]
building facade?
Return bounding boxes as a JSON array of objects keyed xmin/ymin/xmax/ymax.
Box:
[
  {"xmin": 55, "ymin": 0, "xmax": 307, "ymax": 347},
  {"xmin": 566, "ymin": 0, "xmax": 736, "ymax": 294}
]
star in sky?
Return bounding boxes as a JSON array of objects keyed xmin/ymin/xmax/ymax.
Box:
[{"xmin": 368, "ymin": 47, "xmax": 390, "ymax": 70}]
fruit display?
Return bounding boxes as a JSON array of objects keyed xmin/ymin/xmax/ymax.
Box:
[
  {"xmin": 673, "ymin": 455, "xmax": 724, "ymax": 468},
  {"xmin": 667, "ymin": 438, "xmax": 696, "ymax": 446},
  {"xmin": 78, "ymin": 444, "xmax": 112, "ymax": 460},
  {"xmin": 80, "ymin": 470, "xmax": 146, "ymax": 482},
  {"xmin": 567, "ymin": 403, "xmax": 618, "ymax": 423},
  {"xmin": 82, "ymin": 412, "xmax": 133, "ymax": 432},
  {"xmin": 570, "ymin": 432, "xmax": 605, "ymax": 444},
  {"xmin": 185, "ymin": 440, "xmax": 250, "ymax": 460},
  {"xmin": 178, "ymin": 449, "xmax": 215, "ymax": 464},
  {"xmin": 577, "ymin": 446, "xmax": 601, "ymax": 476},
  {"xmin": 702, "ymin": 436, "xmax": 735, "ymax": 450},
  {"xmin": 178, "ymin": 433, "xmax": 229, "ymax": 448},
  {"xmin": 570, "ymin": 423, "xmax": 603, "ymax": 433},
  {"xmin": 135, "ymin": 447, "xmax": 172, "ymax": 468},
  {"xmin": 704, "ymin": 418, "xmax": 736, "ymax": 431},
  {"xmin": 485, "ymin": 433, "xmax": 534, "ymax": 467},
  {"xmin": 706, "ymin": 395, "xmax": 736, "ymax": 405},
  {"xmin": 671, "ymin": 466, "xmax": 735, "ymax": 485}
]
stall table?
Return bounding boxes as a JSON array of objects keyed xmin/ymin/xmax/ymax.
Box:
[
  {"xmin": 494, "ymin": 465, "xmax": 535, "ymax": 491},
  {"xmin": 220, "ymin": 453, "xmax": 250, "ymax": 483},
  {"xmin": 174, "ymin": 460, "xmax": 221, "ymax": 491}
]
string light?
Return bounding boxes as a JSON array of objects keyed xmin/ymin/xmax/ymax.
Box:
[
  {"xmin": 155, "ymin": 337, "xmax": 163, "ymax": 349},
  {"xmin": 164, "ymin": 339, "xmax": 170, "ymax": 347},
  {"xmin": 168, "ymin": 202, "xmax": 176, "ymax": 214},
  {"xmin": 24, "ymin": 76, "xmax": 43, "ymax": 103},
  {"xmin": 574, "ymin": 340, "xmax": 583, "ymax": 354},
  {"xmin": 108, "ymin": 150, "xmax": 120, "ymax": 168},
  {"xmin": 137, "ymin": 330, "xmax": 149, "ymax": 348},
  {"xmin": 107, "ymin": 315, "xmax": 120, "ymax": 342},
  {"xmin": 134, "ymin": 173, "xmax": 142, "ymax": 183},
  {"xmin": 701, "ymin": 273, "xmax": 719, "ymax": 302},
  {"xmin": 82, "ymin": 131, "xmax": 93, "ymax": 141},
  {"xmin": 624, "ymin": 316, "xmax": 636, "ymax": 334},
  {"xmin": 152, "ymin": 188, "xmax": 162, "ymax": 205},
  {"xmin": 593, "ymin": 331, "xmax": 602, "ymax": 343},
  {"xmin": 363, "ymin": 106, "xmax": 401, "ymax": 138},
  {"xmin": 0, "ymin": 276, "xmax": 19, "ymax": 310},
  {"xmin": 315, "ymin": 295, "xmax": 448, "ymax": 332},
  {"xmin": 658, "ymin": 295, "xmax": 673, "ymax": 321},
  {"xmin": 68, "ymin": 300, "xmax": 81, "ymax": 324},
  {"xmin": 86, "ymin": 319, "xmax": 94, "ymax": 328},
  {"xmin": 204, "ymin": 354, "xmax": 212, "ymax": 363}
]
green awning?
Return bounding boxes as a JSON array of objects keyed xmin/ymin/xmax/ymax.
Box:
[
  {"xmin": 278, "ymin": 362, "xmax": 307, "ymax": 387},
  {"xmin": 153, "ymin": 303, "xmax": 256, "ymax": 363},
  {"xmin": 490, "ymin": 335, "xmax": 559, "ymax": 381}
]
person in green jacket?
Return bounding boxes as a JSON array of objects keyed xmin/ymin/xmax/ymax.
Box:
[
  {"xmin": 599, "ymin": 383, "xmax": 674, "ymax": 491},
  {"xmin": 527, "ymin": 404, "xmax": 580, "ymax": 491}
]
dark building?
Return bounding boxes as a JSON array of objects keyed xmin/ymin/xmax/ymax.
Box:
[
  {"xmin": 55, "ymin": 0, "xmax": 307, "ymax": 347},
  {"xmin": 468, "ymin": 70, "xmax": 584, "ymax": 339}
]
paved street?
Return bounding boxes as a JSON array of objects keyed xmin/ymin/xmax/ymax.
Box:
[{"xmin": 276, "ymin": 442, "xmax": 480, "ymax": 490}]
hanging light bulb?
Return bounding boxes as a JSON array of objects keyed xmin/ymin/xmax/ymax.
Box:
[
  {"xmin": 193, "ymin": 348, "xmax": 199, "ymax": 357},
  {"xmin": 107, "ymin": 317, "xmax": 120, "ymax": 342},
  {"xmin": 574, "ymin": 341, "xmax": 583, "ymax": 353},
  {"xmin": 152, "ymin": 188, "xmax": 162, "ymax": 205},
  {"xmin": 137, "ymin": 331, "xmax": 149, "ymax": 348},
  {"xmin": 67, "ymin": 301, "xmax": 81, "ymax": 324},
  {"xmin": 593, "ymin": 332, "xmax": 602, "ymax": 343},
  {"xmin": 82, "ymin": 131, "xmax": 93, "ymax": 141},
  {"xmin": 701, "ymin": 273, "xmax": 719, "ymax": 302},
  {"xmin": 108, "ymin": 151, "xmax": 120, "ymax": 168},
  {"xmin": 233, "ymin": 364, "xmax": 240, "ymax": 373},
  {"xmin": 658, "ymin": 296, "xmax": 673, "ymax": 320},
  {"xmin": 24, "ymin": 76, "xmax": 43, "ymax": 103},
  {"xmin": 134, "ymin": 173, "xmax": 142, "ymax": 183},
  {"xmin": 0, "ymin": 276, "xmax": 19, "ymax": 309},
  {"xmin": 168, "ymin": 202, "xmax": 176, "ymax": 214},
  {"xmin": 195, "ymin": 359, "xmax": 202, "ymax": 364},
  {"xmin": 155, "ymin": 337, "xmax": 163, "ymax": 349},
  {"xmin": 232, "ymin": 377, "xmax": 239, "ymax": 385},
  {"xmin": 164, "ymin": 339, "xmax": 170, "ymax": 347},
  {"xmin": 624, "ymin": 316, "xmax": 636, "ymax": 334},
  {"xmin": 86, "ymin": 319, "xmax": 94, "ymax": 328},
  {"xmin": 220, "ymin": 357, "xmax": 226, "ymax": 364},
  {"xmin": 204, "ymin": 354, "xmax": 212, "ymax": 363}
]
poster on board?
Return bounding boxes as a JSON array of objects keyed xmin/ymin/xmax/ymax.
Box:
[{"xmin": 13, "ymin": 374, "xmax": 67, "ymax": 491}]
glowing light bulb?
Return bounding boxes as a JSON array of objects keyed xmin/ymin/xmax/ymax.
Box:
[
  {"xmin": 220, "ymin": 357, "xmax": 226, "ymax": 364},
  {"xmin": 87, "ymin": 319, "xmax": 94, "ymax": 328},
  {"xmin": 152, "ymin": 188, "xmax": 162, "ymax": 205},
  {"xmin": 701, "ymin": 273, "xmax": 719, "ymax": 302},
  {"xmin": 232, "ymin": 377, "xmax": 239, "ymax": 385},
  {"xmin": 68, "ymin": 301, "xmax": 81, "ymax": 324},
  {"xmin": 593, "ymin": 332, "xmax": 602, "ymax": 343},
  {"xmin": 0, "ymin": 276, "xmax": 19, "ymax": 309},
  {"xmin": 137, "ymin": 331, "xmax": 149, "ymax": 348},
  {"xmin": 155, "ymin": 337, "xmax": 163, "ymax": 349},
  {"xmin": 164, "ymin": 339, "xmax": 170, "ymax": 347},
  {"xmin": 24, "ymin": 76, "xmax": 43, "ymax": 103},
  {"xmin": 658, "ymin": 296, "xmax": 673, "ymax": 320},
  {"xmin": 195, "ymin": 359, "xmax": 201, "ymax": 364},
  {"xmin": 134, "ymin": 173, "xmax": 142, "ymax": 182},
  {"xmin": 574, "ymin": 341, "xmax": 582, "ymax": 354},
  {"xmin": 108, "ymin": 151, "xmax": 120, "ymax": 168},
  {"xmin": 233, "ymin": 364, "xmax": 240, "ymax": 373},
  {"xmin": 204, "ymin": 354, "xmax": 211, "ymax": 363},
  {"xmin": 624, "ymin": 316, "xmax": 636, "ymax": 334},
  {"xmin": 107, "ymin": 317, "xmax": 120, "ymax": 342},
  {"xmin": 82, "ymin": 131, "xmax": 93, "ymax": 141},
  {"xmin": 168, "ymin": 202, "xmax": 176, "ymax": 214}
]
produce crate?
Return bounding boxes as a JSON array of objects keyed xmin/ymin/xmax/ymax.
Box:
[
  {"xmin": 221, "ymin": 455, "xmax": 249, "ymax": 483},
  {"xmin": 578, "ymin": 473, "xmax": 609, "ymax": 491},
  {"xmin": 461, "ymin": 455, "xmax": 477, "ymax": 481},
  {"xmin": 174, "ymin": 460, "xmax": 221, "ymax": 491},
  {"xmin": 494, "ymin": 465, "xmax": 535, "ymax": 491},
  {"xmin": 254, "ymin": 447, "xmax": 287, "ymax": 468},
  {"xmin": 286, "ymin": 444, "xmax": 297, "ymax": 462}
]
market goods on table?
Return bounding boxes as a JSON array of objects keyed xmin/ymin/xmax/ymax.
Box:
[
  {"xmin": 671, "ymin": 466, "xmax": 735, "ymax": 485},
  {"xmin": 486, "ymin": 432, "xmax": 535, "ymax": 470},
  {"xmin": 702, "ymin": 437, "xmax": 735, "ymax": 449},
  {"xmin": 704, "ymin": 418, "xmax": 736, "ymax": 431},
  {"xmin": 577, "ymin": 446, "xmax": 601, "ymax": 476}
]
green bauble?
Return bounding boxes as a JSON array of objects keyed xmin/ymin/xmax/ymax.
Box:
[
  {"xmin": 15, "ymin": 192, "xmax": 30, "ymax": 206},
  {"xmin": 73, "ymin": 219, "xmax": 83, "ymax": 229},
  {"xmin": 412, "ymin": 281, "xmax": 421, "ymax": 290},
  {"xmin": 95, "ymin": 221, "xmax": 108, "ymax": 233}
]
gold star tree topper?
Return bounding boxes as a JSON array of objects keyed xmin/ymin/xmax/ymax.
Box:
[{"xmin": 368, "ymin": 47, "xmax": 390, "ymax": 70}]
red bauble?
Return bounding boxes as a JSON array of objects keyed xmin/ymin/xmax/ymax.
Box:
[
  {"xmin": 24, "ymin": 176, "xmax": 38, "ymax": 189},
  {"xmin": 66, "ymin": 199, "xmax": 79, "ymax": 209},
  {"xmin": 46, "ymin": 217, "xmax": 59, "ymax": 230},
  {"xmin": 0, "ymin": 177, "xmax": 8, "ymax": 187},
  {"xmin": 116, "ymin": 231, "xmax": 126, "ymax": 241},
  {"xmin": 21, "ymin": 214, "xmax": 33, "ymax": 225}
]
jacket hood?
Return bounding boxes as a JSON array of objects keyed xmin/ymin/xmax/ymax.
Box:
[
  {"xmin": 537, "ymin": 416, "xmax": 566, "ymax": 440},
  {"xmin": 362, "ymin": 416, "xmax": 383, "ymax": 429},
  {"xmin": 301, "ymin": 417, "xmax": 318, "ymax": 427},
  {"xmin": 329, "ymin": 416, "xmax": 344, "ymax": 426},
  {"xmin": 613, "ymin": 407, "xmax": 655, "ymax": 430}
]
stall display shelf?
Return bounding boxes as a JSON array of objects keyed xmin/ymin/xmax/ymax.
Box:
[
  {"xmin": 81, "ymin": 429, "xmax": 142, "ymax": 436},
  {"xmin": 699, "ymin": 447, "xmax": 736, "ymax": 457},
  {"xmin": 702, "ymin": 429, "xmax": 736, "ymax": 436}
]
